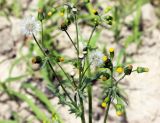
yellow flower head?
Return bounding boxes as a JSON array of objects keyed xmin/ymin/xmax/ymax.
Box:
[
  {"xmin": 116, "ymin": 111, "xmax": 123, "ymax": 116},
  {"xmin": 60, "ymin": 12, "xmax": 64, "ymax": 16},
  {"xmin": 92, "ymin": 9, "xmax": 98, "ymax": 15},
  {"xmin": 47, "ymin": 11, "xmax": 52, "ymax": 16},
  {"xmin": 31, "ymin": 57, "xmax": 36, "ymax": 64},
  {"xmin": 101, "ymin": 102, "xmax": 107, "ymax": 108},
  {"xmin": 59, "ymin": 57, "xmax": 64, "ymax": 62},
  {"xmin": 109, "ymin": 48, "xmax": 114, "ymax": 52},
  {"xmin": 116, "ymin": 67, "xmax": 124, "ymax": 74},
  {"xmin": 102, "ymin": 55, "xmax": 108, "ymax": 62}
]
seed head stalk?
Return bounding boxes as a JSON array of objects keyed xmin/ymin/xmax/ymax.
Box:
[
  {"xmin": 86, "ymin": 25, "xmax": 97, "ymax": 123},
  {"xmin": 75, "ymin": 13, "xmax": 86, "ymax": 123},
  {"xmin": 32, "ymin": 33, "xmax": 74, "ymax": 105}
]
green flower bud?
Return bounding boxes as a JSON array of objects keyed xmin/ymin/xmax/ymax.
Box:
[
  {"xmin": 38, "ymin": 8, "xmax": 45, "ymax": 21},
  {"xmin": 104, "ymin": 59, "xmax": 113, "ymax": 71},
  {"xmin": 94, "ymin": 18, "xmax": 100, "ymax": 26},
  {"xmin": 137, "ymin": 67, "xmax": 149, "ymax": 73},
  {"xmin": 115, "ymin": 104, "xmax": 124, "ymax": 116},
  {"xmin": 104, "ymin": 96, "xmax": 110, "ymax": 103},
  {"xmin": 105, "ymin": 15, "xmax": 113, "ymax": 21},
  {"xmin": 105, "ymin": 6, "xmax": 112, "ymax": 13},
  {"xmin": 60, "ymin": 22, "xmax": 68, "ymax": 31},
  {"xmin": 124, "ymin": 65, "xmax": 133, "ymax": 75},
  {"xmin": 109, "ymin": 48, "xmax": 114, "ymax": 59},
  {"xmin": 32, "ymin": 56, "xmax": 42, "ymax": 64}
]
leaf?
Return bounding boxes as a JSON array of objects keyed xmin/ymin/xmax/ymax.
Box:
[
  {"xmin": 89, "ymin": 30, "xmax": 101, "ymax": 48},
  {"xmin": 22, "ymin": 83, "xmax": 63, "ymax": 123},
  {"xmin": 8, "ymin": 88, "xmax": 48, "ymax": 121},
  {"xmin": 3, "ymin": 75, "xmax": 27, "ymax": 84},
  {"xmin": 0, "ymin": 120, "xmax": 17, "ymax": 123},
  {"xmin": 116, "ymin": 48, "xmax": 126, "ymax": 65}
]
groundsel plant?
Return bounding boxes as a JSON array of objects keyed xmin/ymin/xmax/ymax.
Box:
[{"xmin": 21, "ymin": 2, "xmax": 149, "ymax": 123}]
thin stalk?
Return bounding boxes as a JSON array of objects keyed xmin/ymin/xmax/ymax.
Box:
[
  {"xmin": 115, "ymin": 74, "xmax": 126, "ymax": 86},
  {"xmin": 74, "ymin": 13, "xmax": 86, "ymax": 123},
  {"xmin": 32, "ymin": 34, "xmax": 74, "ymax": 104},
  {"xmin": 64, "ymin": 30, "xmax": 78, "ymax": 53},
  {"xmin": 86, "ymin": 25, "xmax": 97, "ymax": 123},
  {"xmin": 104, "ymin": 71, "xmax": 113, "ymax": 123},
  {"xmin": 79, "ymin": 93, "xmax": 86, "ymax": 123},
  {"xmin": 41, "ymin": 21, "xmax": 44, "ymax": 47},
  {"xmin": 56, "ymin": 62, "xmax": 72, "ymax": 83},
  {"xmin": 103, "ymin": 98, "xmax": 111, "ymax": 123},
  {"xmin": 75, "ymin": 14, "xmax": 79, "ymax": 55},
  {"xmin": 87, "ymin": 25, "xmax": 96, "ymax": 47}
]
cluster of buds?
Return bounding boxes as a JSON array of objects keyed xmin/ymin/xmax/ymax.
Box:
[
  {"xmin": 101, "ymin": 96, "xmax": 110, "ymax": 108},
  {"xmin": 38, "ymin": 8, "xmax": 56, "ymax": 21},
  {"xmin": 115, "ymin": 104, "xmax": 124, "ymax": 116}
]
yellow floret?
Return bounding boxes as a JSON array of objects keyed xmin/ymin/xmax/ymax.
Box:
[
  {"xmin": 109, "ymin": 48, "xmax": 114, "ymax": 52},
  {"xmin": 60, "ymin": 12, "xmax": 64, "ymax": 16},
  {"xmin": 102, "ymin": 55, "xmax": 108, "ymax": 62},
  {"xmin": 101, "ymin": 102, "xmax": 107, "ymax": 108},
  {"xmin": 92, "ymin": 9, "xmax": 98, "ymax": 15},
  {"xmin": 116, "ymin": 111, "xmax": 123, "ymax": 116},
  {"xmin": 59, "ymin": 57, "xmax": 64, "ymax": 62},
  {"xmin": 116, "ymin": 67, "xmax": 124, "ymax": 74},
  {"xmin": 47, "ymin": 11, "xmax": 52, "ymax": 16}
]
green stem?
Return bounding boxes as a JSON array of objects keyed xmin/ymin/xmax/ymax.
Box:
[
  {"xmin": 41, "ymin": 21, "xmax": 44, "ymax": 47},
  {"xmin": 75, "ymin": 14, "xmax": 79, "ymax": 55},
  {"xmin": 86, "ymin": 25, "xmax": 97, "ymax": 123},
  {"xmin": 64, "ymin": 30, "xmax": 78, "ymax": 53},
  {"xmin": 56, "ymin": 62, "xmax": 72, "ymax": 83},
  {"xmin": 87, "ymin": 25, "xmax": 96, "ymax": 47},
  {"xmin": 86, "ymin": 53, "xmax": 92, "ymax": 123},
  {"xmin": 103, "ymin": 98, "xmax": 111, "ymax": 123},
  {"xmin": 79, "ymin": 93, "xmax": 86, "ymax": 123},
  {"xmin": 32, "ymin": 34, "xmax": 74, "ymax": 104},
  {"xmin": 74, "ymin": 13, "xmax": 86, "ymax": 123}
]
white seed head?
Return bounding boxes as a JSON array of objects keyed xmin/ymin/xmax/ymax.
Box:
[
  {"xmin": 89, "ymin": 51, "xmax": 104, "ymax": 67},
  {"xmin": 21, "ymin": 16, "xmax": 41, "ymax": 36}
]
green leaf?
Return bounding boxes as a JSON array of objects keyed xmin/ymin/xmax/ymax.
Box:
[
  {"xmin": 8, "ymin": 88, "xmax": 48, "ymax": 121},
  {"xmin": 0, "ymin": 120, "xmax": 17, "ymax": 123},
  {"xmin": 22, "ymin": 83, "xmax": 62, "ymax": 123},
  {"xmin": 89, "ymin": 30, "xmax": 101, "ymax": 48}
]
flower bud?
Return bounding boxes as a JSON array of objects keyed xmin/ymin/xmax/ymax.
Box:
[
  {"xmin": 104, "ymin": 59, "xmax": 113, "ymax": 71},
  {"xmin": 38, "ymin": 8, "xmax": 45, "ymax": 21},
  {"xmin": 92, "ymin": 9, "xmax": 98, "ymax": 15},
  {"xmin": 115, "ymin": 104, "xmax": 124, "ymax": 116},
  {"xmin": 116, "ymin": 67, "xmax": 124, "ymax": 74},
  {"xmin": 124, "ymin": 65, "xmax": 133, "ymax": 75},
  {"xmin": 101, "ymin": 102, "xmax": 107, "ymax": 108},
  {"xmin": 47, "ymin": 11, "xmax": 52, "ymax": 16},
  {"xmin": 59, "ymin": 57, "xmax": 64, "ymax": 62},
  {"xmin": 104, "ymin": 96, "xmax": 110, "ymax": 103},
  {"xmin": 109, "ymin": 48, "xmax": 114, "ymax": 59},
  {"xmin": 116, "ymin": 110, "xmax": 124, "ymax": 116},
  {"xmin": 102, "ymin": 55, "xmax": 108, "ymax": 62},
  {"xmin": 31, "ymin": 56, "xmax": 42, "ymax": 64},
  {"xmin": 137, "ymin": 67, "xmax": 149, "ymax": 73},
  {"xmin": 94, "ymin": 18, "xmax": 100, "ymax": 26},
  {"xmin": 105, "ymin": 6, "xmax": 112, "ymax": 13},
  {"xmin": 100, "ymin": 75, "xmax": 107, "ymax": 81},
  {"xmin": 105, "ymin": 16, "xmax": 113, "ymax": 21},
  {"xmin": 60, "ymin": 22, "xmax": 68, "ymax": 31}
]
